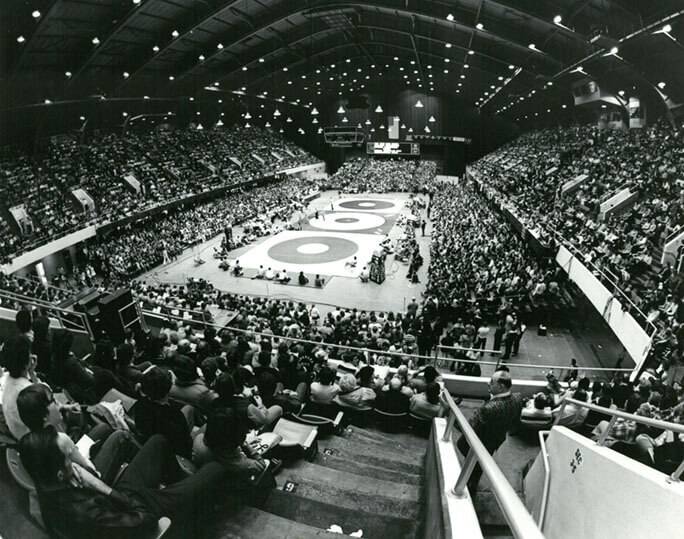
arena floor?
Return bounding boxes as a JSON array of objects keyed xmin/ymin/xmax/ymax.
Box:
[{"xmin": 141, "ymin": 191, "xmax": 431, "ymax": 313}]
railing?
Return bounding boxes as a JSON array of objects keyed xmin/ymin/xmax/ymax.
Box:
[
  {"xmin": 439, "ymin": 389, "xmax": 546, "ymax": 539},
  {"xmin": 554, "ymin": 397, "xmax": 684, "ymax": 482},
  {"xmin": 550, "ymin": 227, "xmax": 658, "ymax": 336},
  {"xmin": 435, "ymin": 345, "xmax": 635, "ymax": 378},
  {"xmin": 0, "ymin": 288, "xmax": 93, "ymax": 338},
  {"xmin": 537, "ymin": 431, "xmax": 552, "ymax": 530}
]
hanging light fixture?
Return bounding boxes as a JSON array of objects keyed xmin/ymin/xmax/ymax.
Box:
[
  {"xmin": 408, "ymin": 127, "xmax": 414, "ymax": 133},
  {"xmin": 317, "ymin": 127, "xmax": 323, "ymax": 134},
  {"xmin": 279, "ymin": 128, "xmax": 284, "ymax": 133},
  {"xmin": 311, "ymin": 107, "xmax": 319, "ymax": 115},
  {"xmin": 401, "ymin": 123, "xmax": 406, "ymax": 129},
  {"xmin": 380, "ymin": 124, "xmax": 385, "ymax": 130},
  {"xmin": 365, "ymin": 119, "xmax": 371, "ymax": 125},
  {"xmin": 424, "ymin": 126, "xmax": 430, "ymax": 133},
  {"xmin": 197, "ymin": 123, "xmax": 204, "ymax": 130},
  {"xmin": 312, "ymin": 117, "xmax": 319, "ymax": 124},
  {"xmin": 265, "ymin": 121, "xmax": 271, "ymax": 127},
  {"xmin": 374, "ymin": 105, "xmax": 383, "ymax": 113},
  {"xmin": 244, "ymin": 112, "xmax": 252, "ymax": 119},
  {"xmin": 216, "ymin": 119, "xmax": 224, "ymax": 127},
  {"xmin": 428, "ymin": 115, "xmax": 436, "ymax": 123},
  {"xmin": 342, "ymin": 117, "xmax": 348, "ymax": 123},
  {"xmin": 357, "ymin": 123, "xmax": 362, "ymax": 128},
  {"xmin": 244, "ymin": 122, "xmax": 251, "ymax": 128},
  {"xmin": 414, "ymin": 99, "xmax": 424, "ymax": 108},
  {"xmin": 286, "ymin": 117, "xmax": 293, "ymax": 123},
  {"xmin": 337, "ymin": 105, "xmax": 345, "ymax": 113}
]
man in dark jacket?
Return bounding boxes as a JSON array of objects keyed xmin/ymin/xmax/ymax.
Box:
[{"xmin": 456, "ymin": 370, "xmax": 524, "ymax": 496}]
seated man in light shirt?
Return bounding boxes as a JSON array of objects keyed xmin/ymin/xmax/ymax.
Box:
[
  {"xmin": 265, "ymin": 267, "xmax": 275, "ymax": 280},
  {"xmin": 253, "ymin": 265, "xmax": 266, "ymax": 279}
]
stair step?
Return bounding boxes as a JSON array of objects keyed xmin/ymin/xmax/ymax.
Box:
[
  {"xmin": 282, "ymin": 461, "xmax": 421, "ymax": 505},
  {"xmin": 263, "ymin": 489, "xmax": 418, "ymax": 539},
  {"xmin": 324, "ymin": 426, "xmax": 427, "ymax": 465},
  {"xmin": 313, "ymin": 451, "xmax": 422, "ymax": 485},
  {"xmin": 276, "ymin": 462, "xmax": 421, "ymax": 520},
  {"xmin": 319, "ymin": 438, "xmax": 423, "ymax": 475},
  {"xmin": 214, "ymin": 506, "xmax": 353, "ymax": 538},
  {"xmin": 343, "ymin": 425, "xmax": 428, "ymax": 453}
]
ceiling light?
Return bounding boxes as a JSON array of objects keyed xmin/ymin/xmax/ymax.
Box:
[
  {"xmin": 658, "ymin": 81, "xmax": 666, "ymax": 89},
  {"xmin": 122, "ymin": 112, "xmax": 128, "ymax": 117},
  {"xmin": 17, "ymin": 35, "xmax": 25, "ymax": 43},
  {"xmin": 341, "ymin": 117, "xmax": 349, "ymax": 123},
  {"xmin": 144, "ymin": 95, "xmax": 150, "ymax": 99},
  {"xmin": 374, "ymin": 105, "xmax": 383, "ymax": 113},
  {"xmin": 311, "ymin": 107, "xmax": 319, "ymax": 115},
  {"xmin": 92, "ymin": 37, "xmax": 100, "ymax": 45},
  {"xmin": 242, "ymin": 66, "xmax": 247, "ymax": 71},
  {"xmin": 286, "ymin": 116, "xmax": 293, "ymax": 123},
  {"xmin": 428, "ymin": 115, "xmax": 436, "ymax": 123},
  {"xmin": 259, "ymin": 58, "xmax": 264, "ymax": 63},
  {"xmin": 123, "ymin": 71, "xmax": 129, "ymax": 78},
  {"xmin": 445, "ymin": 43, "xmax": 452, "ymax": 48},
  {"xmin": 446, "ymin": 14, "xmax": 454, "ymax": 21},
  {"xmin": 171, "ymin": 30, "xmax": 179, "ymax": 38},
  {"xmin": 153, "ymin": 45, "xmax": 159, "ymax": 52},
  {"xmin": 661, "ymin": 24, "xmax": 673, "ymax": 34},
  {"xmin": 198, "ymin": 55, "xmax": 205, "ymax": 61},
  {"xmin": 168, "ymin": 75, "xmax": 174, "ymax": 80},
  {"xmin": 365, "ymin": 119, "xmax": 371, "ymax": 125},
  {"xmin": 79, "ymin": 116, "xmax": 85, "ymax": 121},
  {"xmin": 312, "ymin": 118, "xmax": 318, "ymax": 124},
  {"xmin": 528, "ymin": 43, "xmax": 537, "ymax": 50},
  {"xmin": 265, "ymin": 121, "xmax": 271, "ymax": 127},
  {"xmin": 273, "ymin": 108, "xmax": 281, "ymax": 117},
  {"xmin": 32, "ymin": 10, "xmax": 41, "ymax": 19},
  {"xmin": 337, "ymin": 105, "xmax": 345, "ymax": 113},
  {"xmin": 244, "ymin": 112, "xmax": 251, "ymax": 119},
  {"xmin": 476, "ymin": 23, "xmax": 484, "ymax": 30},
  {"xmin": 424, "ymin": 126, "xmax": 430, "ymax": 133},
  {"xmin": 553, "ymin": 15, "xmax": 562, "ymax": 25},
  {"xmin": 415, "ymin": 99, "xmax": 424, "ymax": 108},
  {"xmin": 65, "ymin": 71, "xmax": 72, "ymax": 77},
  {"xmin": 468, "ymin": 50, "xmax": 474, "ymax": 55}
]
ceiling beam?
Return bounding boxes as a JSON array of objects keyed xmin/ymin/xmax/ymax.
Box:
[
  {"xmin": 10, "ymin": 0, "xmax": 62, "ymax": 77},
  {"xmin": 65, "ymin": 0, "xmax": 161, "ymax": 88},
  {"xmin": 115, "ymin": 0, "xmax": 563, "ymax": 96}
]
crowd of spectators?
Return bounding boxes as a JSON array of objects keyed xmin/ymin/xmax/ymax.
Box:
[
  {"xmin": 84, "ymin": 177, "xmax": 314, "ymax": 282},
  {"xmin": 0, "ymin": 127, "xmax": 316, "ymax": 263},
  {"xmin": 470, "ymin": 121, "xmax": 684, "ymax": 379},
  {"xmin": 0, "ymin": 293, "xmax": 453, "ymax": 534},
  {"xmin": 328, "ymin": 157, "xmax": 434, "ymax": 193},
  {"xmin": 427, "ymin": 181, "xmax": 566, "ymax": 324}
]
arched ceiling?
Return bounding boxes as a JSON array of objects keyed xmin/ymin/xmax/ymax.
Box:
[{"xmin": 2, "ymin": 0, "xmax": 684, "ymax": 121}]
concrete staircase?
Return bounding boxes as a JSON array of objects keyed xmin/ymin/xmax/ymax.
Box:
[{"xmin": 213, "ymin": 425, "xmax": 428, "ymax": 539}]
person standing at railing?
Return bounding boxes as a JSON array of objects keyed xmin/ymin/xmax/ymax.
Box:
[{"xmin": 455, "ymin": 370, "xmax": 524, "ymax": 498}]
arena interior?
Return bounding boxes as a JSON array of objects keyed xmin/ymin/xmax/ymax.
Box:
[{"xmin": 1, "ymin": 1, "xmax": 684, "ymax": 538}]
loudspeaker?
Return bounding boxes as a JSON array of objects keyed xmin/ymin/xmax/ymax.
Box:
[{"xmin": 94, "ymin": 288, "xmax": 138, "ymax": 344}]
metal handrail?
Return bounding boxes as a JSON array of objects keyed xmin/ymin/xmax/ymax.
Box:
[
  {"xmin": 554, "ymin": 396, "xmax": 684, "ymax": 482},
  {"xmin": 439, "ymin": 389, "xmax": 545, "ymax": 539},
  {"xmin": 435, "ymin": 348, "xmax": 634, "ymax": 374},
  {"xmin": 550, "ymin": 227, "xmax": 657, "ymax": 335},
  {"xmin": 537, "ymin": 431, "xmax": 551, "ymax": 530},
  {"xmin": 0, "ymin": 287, "xmax": 93, "ymax": 337}
]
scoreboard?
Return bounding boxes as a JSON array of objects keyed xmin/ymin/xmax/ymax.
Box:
[{"xmin": 366, "ymin": 142, "xmax": 420, "ymax": 156}]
